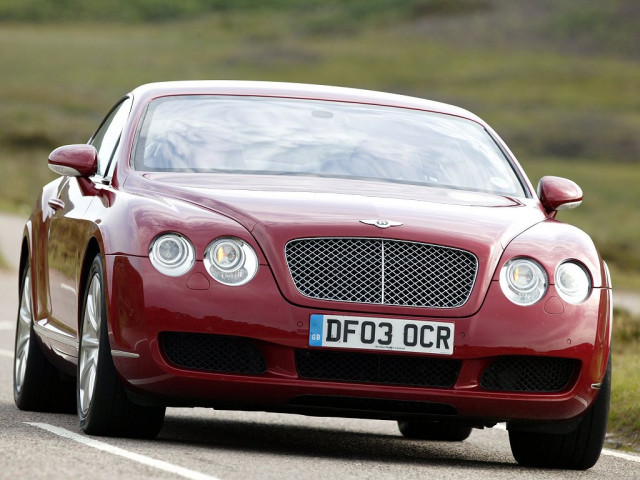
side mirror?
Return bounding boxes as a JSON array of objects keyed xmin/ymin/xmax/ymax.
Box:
[
  {"xmin": 537, "ymin": 176, "xmax": 583, "ymax": 214},
  {"xmin": 48, "ymin": 144, "xmax": 98, "ymax": 177}
]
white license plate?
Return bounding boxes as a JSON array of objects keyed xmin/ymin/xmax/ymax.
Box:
[{"xmin": 309, "ymin": 314, "xmax": 454, "ymax": 355}]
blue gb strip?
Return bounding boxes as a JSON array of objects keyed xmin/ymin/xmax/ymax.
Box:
[{"xmin": 309, "ymin": 314, "xmax": 324, "ymax": 346}]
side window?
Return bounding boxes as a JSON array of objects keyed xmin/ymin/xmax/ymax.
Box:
[{"xmin": 90, "ymin": 97, "xmax": 133, "ymax": 178}]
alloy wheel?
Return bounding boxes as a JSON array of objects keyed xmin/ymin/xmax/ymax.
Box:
[
  {"xmin": 14, "ymin": 268, "xmax": 33, "ymax": 396},
  {"xmin": 78, "ymin": 273, "xmax": 102, "ymax": 417}
]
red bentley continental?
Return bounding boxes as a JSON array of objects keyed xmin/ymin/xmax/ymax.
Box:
[{"xmin": 14, "ymin": 81, "xmax": 611, "ymax": 469}]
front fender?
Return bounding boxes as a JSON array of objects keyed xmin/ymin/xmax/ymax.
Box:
[
  {"xmin": 90, "ymin": 189, "xmax": 265, "ymax": 264},
  {"xmin": 492, "ymin": 218, "xmax": 611, "ymax": 385}
]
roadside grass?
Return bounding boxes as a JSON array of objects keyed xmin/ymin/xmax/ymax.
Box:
[
  {"xmin": 609, "ymin": 308, "xmax": 640, "ymax": 451},
  {"xmin": 0, "ymin": 0, "xmax": 490, "ymax": 25}
]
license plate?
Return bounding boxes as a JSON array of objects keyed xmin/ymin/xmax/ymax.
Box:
[{"xmin": 309, "ymin": 314, "xmax": 454, "ymax": 355}]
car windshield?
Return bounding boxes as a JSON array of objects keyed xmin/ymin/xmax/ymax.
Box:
[{"xmin": 133, "ymin": 95, "xmax": 526, "ymax": 196}]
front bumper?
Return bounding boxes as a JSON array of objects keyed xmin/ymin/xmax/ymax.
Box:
[{"xmin": 105, "ymin": 254, "xmax": 611, "ymax": 425}]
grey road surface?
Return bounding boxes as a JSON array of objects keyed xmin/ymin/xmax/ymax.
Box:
[{"xmin": 0, "ymin": 212, "xmax": 638, "ymax": 479}]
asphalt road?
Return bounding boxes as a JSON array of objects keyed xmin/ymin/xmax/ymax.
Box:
[{"xmin": 0, "ymin": 213, "xmax": 639, "ymax": 479}]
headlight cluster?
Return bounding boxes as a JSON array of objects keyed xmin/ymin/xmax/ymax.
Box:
[
  {"xmin": 499, "ymin": 257, "xmax": 591, "ymax": 305},
  {"xmin": 555, "ymin": 262, "xmax": 591, "ymax": 304},
  {"xmin": 500, "ymin": 258, "xmax": 548, "ymax": 306},
  {"xmin": 149, "ymin": 233, "xmax": 258, "ymax": 286},
  {"xmin": 149, "ymin": 233, "xmax": 195, "ymax": 277},
  {"xmin": 204, "ymin": 237, "xmax": 258, "ymax": 286}
]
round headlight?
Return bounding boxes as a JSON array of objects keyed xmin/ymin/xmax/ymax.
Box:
[
  {"xmin": 209, "ymin": 239, "xmax": 244, "ymax": 272},
  {"xmin": 204, "ymin": 237, "xmax": 258, "ymax": 286},
  {"xmin": 555, "ymin": 262, "xmax": 591, "ymax": 304},
  {"xmin": 149, "ymin": 233, "xmax": 195, "ymax": 277},
  {"xmin": 500, "ymin": 257, "xmax": 548, "ymax": 305}
]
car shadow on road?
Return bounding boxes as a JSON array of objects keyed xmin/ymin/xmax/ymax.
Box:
[{"xmin": 157, "ymin": 413, "xmax": 517, "ymax": 471}]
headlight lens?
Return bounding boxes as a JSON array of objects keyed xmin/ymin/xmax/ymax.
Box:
[
  {"xmin": 149, "ymin": 233, "xmax": 195, "ymax": 277},
  {"xmin": 555, "ymin": 262, "xmax": 591, "ymax": 304},
  {"xmin": 500, "ymin": 257, "xmax": 548, "ymax": 305},
  {"xmin": 204, "ymin": 237, "xmax": 258, "ymax": 286}
]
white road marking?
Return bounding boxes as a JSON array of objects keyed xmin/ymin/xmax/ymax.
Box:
[
  {"xmin": 603, "ymin": 449, "xmax": 640, "ymax": 463},
  {"xmin": 494, "ymin": 423, "xmax": 640, "ymax": 463},
  {"xmin": 0, "ymin": 348, "xmax": 13, "ymax": 358},
  {"xmin": 26, "ymin": 423, "xmax": 221, "ymax": 480},
  {"xmin": 0, "ymin": 321, "xmax": 14, "ymax": 330}
]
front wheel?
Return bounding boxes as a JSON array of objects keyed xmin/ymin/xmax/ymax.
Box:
[
  {"xmin": 78, "ymin": 254, "xmax": 165, "ymax": 438},
  {"xmin": 508, "ymin": 357, "xmax": 611, "ymax": 470}
]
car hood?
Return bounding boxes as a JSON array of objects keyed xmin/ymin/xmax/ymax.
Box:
[{"xmin": 127, "ymin": 173, "xmax": 546, "ymax": 316}]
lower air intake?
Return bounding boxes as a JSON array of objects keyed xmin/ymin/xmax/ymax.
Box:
[
  {"xmin": 480, "ymin": 356, "xmax": 577, "ymax": 392},
  {"xmin": 160, "ymin": 332, "xmax": 267, "ymax": 375},
  {"xmin": 296, "ymin": 349, "xmax": 460, "ymax": 388}
]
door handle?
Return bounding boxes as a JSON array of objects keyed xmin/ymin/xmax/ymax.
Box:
[{"xmin": 48, "ymin": 198, "xmax": 65, "ymax": 211}]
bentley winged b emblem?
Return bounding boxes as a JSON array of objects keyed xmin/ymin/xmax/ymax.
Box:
[{"xmin": 359, "ymin": 219, "xmax": 403, "ymax": 229}]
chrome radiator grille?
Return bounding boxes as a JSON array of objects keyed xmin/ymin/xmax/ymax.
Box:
[{"xmin": 285, "ymin": 238, "xmax": 478, "ymax": 308}]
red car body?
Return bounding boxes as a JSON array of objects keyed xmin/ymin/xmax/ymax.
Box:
[{"xmin": 17, "ymin": 82, "xmax": 611, "ymax": 468}]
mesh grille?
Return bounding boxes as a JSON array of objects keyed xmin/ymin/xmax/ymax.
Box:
[
  {"xmin": 296, "ymin": 349, "xmax": 460, "ymax": 388},
  {"xmin": 285, "ymin": 238, "xmax": 477, "ymax": 308},
  {"xmin": 480, "ymin": 356, "xmax": 578, "ymax": 392},
  {"xmin": 160, "ymin": 332, "xmax": 267, "ymax": 375}
]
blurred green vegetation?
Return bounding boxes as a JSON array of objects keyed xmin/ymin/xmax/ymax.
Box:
[
  {"xmin": 0, "ymin": 0, "xmax": 489, "ymax": 24},
  {"xmin": 1, "ymin": 0, "xmax": 638, "ymax": 289},
  {"xmin": 610, "ymin": 308, "xmax": 640, "ymax": 451},
  {"xmin": 0, "ymin": 0, "xmax": 638, "ymax": 452}
]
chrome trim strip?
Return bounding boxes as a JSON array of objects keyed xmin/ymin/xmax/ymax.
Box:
[
  {"xmin": 380, "ymin": 240, "xmax": 386, "ymax": 304},
  {"xmin": 51, "ymin": 344, "xmax": 78, "ymax": 362},
  {"xmin": 33, "ymin": 322, "xmax": 77, "ymax": 348},
  {"xmin": 111, "ymin": 350, "xmax": 140, "ymax": 359},
  {"xmin": 556, "ymin": 200, "xmax": 582, "ymax": 211},
  {"xmin": 591, "ymin": 382, "xmax": 602, "ymax": 389},
  {"xmin": 48, "ymin": 164, "xmax": 82, "ymax": 177}
]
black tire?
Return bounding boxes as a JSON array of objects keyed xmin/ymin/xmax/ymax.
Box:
[
  {"xmin": 77, "ymin": 254, "xmax": 165, "ymax": 438},
  {"xmin": 398, "ymin": 420, "xmax": 472, "ymax": 441},
  {"xmin": 508, "ymin": 357, "xmax": 611, "ymax": 470},
  {"xmin": 13, "ymin": 262, "xmax": 75, "ymax": 413}
]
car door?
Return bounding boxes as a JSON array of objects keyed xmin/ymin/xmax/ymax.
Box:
[{"xmin": 45, "ymin": 98, "xmax": 132, "ymax": 351}]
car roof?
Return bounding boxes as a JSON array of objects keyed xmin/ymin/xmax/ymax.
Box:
[{"xmin": 128, "ymin": 81, "xmax": 485, "ymax": 125}]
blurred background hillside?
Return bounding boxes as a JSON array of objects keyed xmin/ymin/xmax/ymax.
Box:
[
  {"xmin": 0, "ymin": 0, "xmax": 639, "ymax": 289},
  {"xmin": 0, "ymin": 0, "xmax": 639, "ymax": 450}
]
